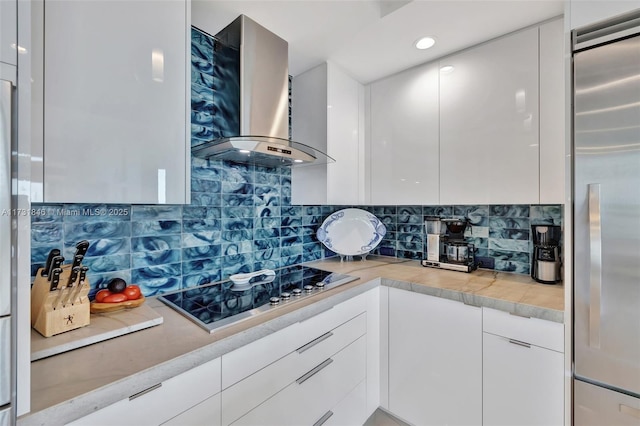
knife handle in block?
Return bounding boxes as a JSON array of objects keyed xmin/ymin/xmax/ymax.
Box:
[{"xmin": 30, "ymin": 265, "xmax": 91, "ymax": 337}]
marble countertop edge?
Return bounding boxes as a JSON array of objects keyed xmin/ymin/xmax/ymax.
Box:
[{"xmin": 381, "ymin": 278, "xmax": 564, "ymax": 323}]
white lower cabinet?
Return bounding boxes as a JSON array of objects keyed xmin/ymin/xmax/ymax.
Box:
[
  {"xmin": 221, "ymin": 290, "xmax": 373, "ymax": 426},
  {"xmin": 221, "ymin": 313, "xmax": 366, "ymax": 425},
  {"xmin": 324, "ymin": 380, "xmax": 367, "ymax": 426},
  {"xmin": 67, "ymin": 357, "xmax": 221, "ymax": 426},
  {"xmin": 231, "ymin": 336, "xmax": 366, "ymax": 426},
  {"xmin": 482, "ymin": 307, "xmax": 564, "ymax": 426},
  {"xmin": 387, "ymin": 287, "xmax": 482, "ymax": 426}
]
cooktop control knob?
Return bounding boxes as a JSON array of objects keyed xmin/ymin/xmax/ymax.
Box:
[
  {"xmin": 269, "ymin": 297, "xmax": 280, "ymax": 305},
  {"xmin": 280, "ymin": 292, "xmax": 291, "ymax": 300},
  {"xmin": 291, "ymin": 288, "xmax": 302, "ymax": 297},
  {"xmin": 315, "ymin": 281, "xmax": 325, "ymax": 289},
  {"xmin": 303, "ymin": 285, "xmax": 315, "ymax": 293}
]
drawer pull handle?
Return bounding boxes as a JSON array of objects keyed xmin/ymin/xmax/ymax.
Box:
[
  {"xmin": 297, "ymin": 332, "xmax": 334, "ymax": 354},
  {"xmin": 313, "ymin": 410, "xmax": 334, "ymax": 426},
  {"xmin": 296, "ymin": 358, "xmax": 333, "ymax": 385},
  {"xmin": 129, "ymin": 383, "xmax": 162, "ymax": 400},
  {"xmin": 508, "ymin": 339, "xmax": 531, "ymax": 348},
  {"xmin": 620, "ymin": 404, "xmax": 640, "ymax": 419}
]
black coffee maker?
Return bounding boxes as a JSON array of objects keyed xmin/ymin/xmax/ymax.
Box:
[{"xmin": 531, "ymin": 225, "xmax": 562, "ymax": 284}]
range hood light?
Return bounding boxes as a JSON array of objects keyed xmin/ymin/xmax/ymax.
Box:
[{"xmin": 239, "ymin": 149, "xmax": 251, "ymax": 154}]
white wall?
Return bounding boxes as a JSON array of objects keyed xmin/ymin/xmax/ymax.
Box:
[{"xmin": 570, "ymin": 0, "xmax": 640, "ymax": 29}]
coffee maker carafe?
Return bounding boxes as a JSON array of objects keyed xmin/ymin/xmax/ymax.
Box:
[{"xmin": 531, "ymin": 225, "xmax": 562, "ymax": 284}]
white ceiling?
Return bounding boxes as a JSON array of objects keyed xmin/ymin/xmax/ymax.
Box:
[{"xmin": 192, "ymin": 0, "xmax": 564, "ymax": 84}]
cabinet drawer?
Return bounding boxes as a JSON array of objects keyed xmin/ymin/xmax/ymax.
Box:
[
  {"xmin": 483, "ymin": 332, "xmax": 564, "ymax": 426},
  {"xmin": 232, "ymin": 336, "xmax": 367, "ymax": 426},
  {"xmin": 222, "ymin": 312, "xmax": 366, "ymax": 425},
  {"xmin": 162, "ymin": 393, "xmax": 221, "ymax": 426},
  {"xmin": 68, "ymin": 357, "xmax": 221, "ymax": 426},
  {"xmin": 322, "ymin": 380, "xmax": 367, "ymax": 426},
  {"xmin": 483, "ymin": 307, "xmax": 564, "ymax": 352},
  {"xmin": 221, "ymin": 292, "xmax": 366, "ymax": 389}
]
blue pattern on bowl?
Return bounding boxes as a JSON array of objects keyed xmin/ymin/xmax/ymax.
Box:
[{"xmin": 317, "ymin": 209, "xmax": 387, "ymax": 256}]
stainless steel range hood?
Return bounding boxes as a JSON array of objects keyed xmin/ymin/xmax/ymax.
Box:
[{"xmin": 191, "ymin": 15, "xmax": 334, "ymax": 167}]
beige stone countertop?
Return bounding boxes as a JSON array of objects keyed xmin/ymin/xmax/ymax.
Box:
[
  {"xmin": 306, "ymin": 257, "xmax": 564, "ymax": 321},
  {"xmin": 19, "ymin": 257, "xmax": 564, "ymax": 425}
]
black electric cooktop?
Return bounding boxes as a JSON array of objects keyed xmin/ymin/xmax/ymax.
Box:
[{"xmin": 158, "ymin": 265, "xmax": 358, "ymax": 333}]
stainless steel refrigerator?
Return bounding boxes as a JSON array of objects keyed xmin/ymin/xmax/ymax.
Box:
[
  {"xmin": 573, "ymin": 12, "xmax": 640, "ymax": 425},
  {"xmin": 0, "ymin": 70, "xmax": 16, "ymax": 424}
]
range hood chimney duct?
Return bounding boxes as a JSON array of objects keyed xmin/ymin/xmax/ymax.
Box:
[{"xmin": 191, "ymin": 15, "xmax": 334, "ymax": 167}]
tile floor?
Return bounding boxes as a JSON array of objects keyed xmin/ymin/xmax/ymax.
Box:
[{"xmin": 363, "ymin": 408, "xmax": 410, "ymax": 426}]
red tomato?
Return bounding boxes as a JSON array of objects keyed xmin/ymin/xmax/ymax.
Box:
[
  {"xmin": 123, "ymin": 285, "xmax": 141, "ymax": 300},
  {"xmin": 94, "ymin": 289, "xmax": 112, "ymax": 303},
  {"xmin": 102, "ymin": 293, "xmax": 128, "ymax": 303}
]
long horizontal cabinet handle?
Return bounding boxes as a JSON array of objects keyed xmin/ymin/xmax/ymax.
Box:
[
  {"xmin": 313, "ymin": 410, "xmax": 334, "ymax": 426},
  {"xmin": 508, "ymin": 339, "xmax": 531, "ymax": 348},
  {"xmin": 297, "ymin": 331, "xmax": 334, "ymax": 354},
  {"xmin": 296, "ymin": 358, "xmax": 333, "ymax": 385},
  {"xmin": 129, "ymin": 383, "xmax": 162, "ymax": 401}
]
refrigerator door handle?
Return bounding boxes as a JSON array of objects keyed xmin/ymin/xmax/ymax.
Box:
[
  {"xmin": 0, "ymin": 79, "xmax": 13, "ymax": 318},
  {"xmin": 588, "ymin": 183, "xmax": 602, "ymax": 349},
  {"xmin": 620, "ymin": 404, "xmax": 640, "ymax": 419}
]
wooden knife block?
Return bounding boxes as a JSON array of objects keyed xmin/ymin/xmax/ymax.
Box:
[{"xmin": 31, "ymin": 265, "xmax": 90, "ymax": 337}]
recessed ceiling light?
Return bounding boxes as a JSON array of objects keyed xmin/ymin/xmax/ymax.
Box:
[
  {"xmin": 415, "ymin": 36, "xmax": 436, "ymax": 50},
  {"xmin": 440, "ymin": 65, "xmax": 454, "ymax": 73}
]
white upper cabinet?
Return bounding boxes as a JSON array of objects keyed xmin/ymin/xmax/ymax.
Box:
[
  {"xmin": 439, "ymin": 27, "xmax": 540, "ymax": 205},
  {"xmin": 291, "ymin": 62, "xmax": 365, "ymax": 205},
  {"xmin": 0, "ymin": 0, "xmax": 17, "ymax": 66},
  {"xmin": 369, "ymin": 62, "xmax": 439, "ymax": 205},
  {"xmin": 40, "ymin": 0, "xmax": 190, "ymax": 204},
  {"xmin": 539, "ymin": 18, "xmax": 565, "ymax": 204},
  {"xmin": 570, "ymin": 1, "xmax": 640, "ymax": 29},
  {"xmin": 327, "ymin": 63, "xmax": 366, "ymax": 205}
]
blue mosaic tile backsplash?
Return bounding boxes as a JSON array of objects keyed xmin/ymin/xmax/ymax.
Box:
[{"xmin": 30, "ymin": 28, "xmax": 563, "ymax": 297}]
